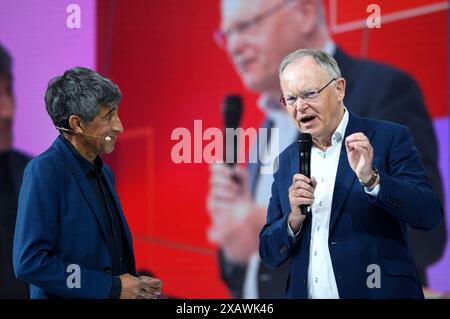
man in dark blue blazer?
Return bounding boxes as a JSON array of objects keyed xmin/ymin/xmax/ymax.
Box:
[
  {"xmin": 210, "ymin": 0, "xmax": 444, "ymax": 299},
  {"xmin": 13, "ymin": 67, "xmax": 162, "ymax": 299},
  {"xmin": 259, "ymin": 49, "xmax": 442, "ymax": 298}
]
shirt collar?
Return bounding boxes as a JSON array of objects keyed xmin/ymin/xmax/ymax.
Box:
[
  {"xmin": 330, "ymin": 106, "xmax": 349, "ymax": 146},
  {"xmin": 60, "ymin": 135, "xmax": 103, "ymax": 175},
  {"xmin": 322, "ymin": 40, "xmax": 336, "ymax": 57}
]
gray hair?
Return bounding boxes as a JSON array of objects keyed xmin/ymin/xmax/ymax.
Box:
[
  {"xmin": 45, "ymin": 66, "xmax": 122, "ymax": 129},
  {"xmin": 279, "ymin": 48, "xmax": 341, "ymax": 79}
]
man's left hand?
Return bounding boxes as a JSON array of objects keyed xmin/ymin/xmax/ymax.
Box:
[
  {"xmin": 345, "ymin": 132, "xmax": 374, "ymax": 183},
  {"xmin": 138, "ymin": 275, "xmax": 162, "ymax": 299}
]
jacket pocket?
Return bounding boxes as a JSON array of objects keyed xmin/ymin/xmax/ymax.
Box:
[{"xmin": 382, "ymin": 259, "xmax": 417, "ymax": 281}]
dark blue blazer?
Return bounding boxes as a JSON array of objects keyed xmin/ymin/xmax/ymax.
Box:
[
  {"xmin": 13, "ymin": 136, "xmax": 136, "ymax": 299},
  {"xmin": 259, "ymin": 112, "xmax": 442, "ymax": 298}
]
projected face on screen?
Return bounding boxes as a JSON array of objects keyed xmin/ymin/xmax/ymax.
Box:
[
  {"xmin": 0, "ymin": 73, "xmax": 14, "ymax": 151},
  {"xmin": 220, "ymin": 0, "xmax": 308, "ymax": 93}
]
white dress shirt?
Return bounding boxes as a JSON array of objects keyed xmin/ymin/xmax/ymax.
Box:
[{"xmin": 306, "ymin": 108, "xmax": 349, "ymax": 299}]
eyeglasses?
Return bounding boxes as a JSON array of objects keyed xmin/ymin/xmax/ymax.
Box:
[
  {"xmin": 213, "ymin": 0, "xmax": 296, "ymax": 49},
  {"xmin": 280, "ymin": 78, "xmax": 337, "ymax": 107}
]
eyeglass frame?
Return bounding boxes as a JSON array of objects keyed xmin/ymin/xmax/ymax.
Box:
[
  {"xmin": 213, "ymin": 0, "xmax": 296, "ymax": 49},
  {"xmin": 280, "ymin": 78, "xmax": 337, "ymax": 107}
]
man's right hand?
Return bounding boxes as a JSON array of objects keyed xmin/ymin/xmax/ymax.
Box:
[
  {"xmin": 119, "ymin": 273, "xmax": 162, "ymax": 299},
  {"xmin": 288, "ymin": 174, "xmax": 317, "ymax": 233}
]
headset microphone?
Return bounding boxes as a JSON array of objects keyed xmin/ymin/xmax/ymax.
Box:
[{"xmin": 55, "ymin": 126, "xmax": 112, "ymax": 142}]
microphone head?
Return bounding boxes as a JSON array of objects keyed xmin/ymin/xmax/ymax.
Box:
[
  {"xmin": 223, "ymin": 95, "xmax": 243, "ymax": 129},
  {"xmin": 298, "ymin": 133, "xmax": 312, "ymax": 151},
  {"xmin": 105, "ymin": 136, "xmax": 112, "ymax": 142}
]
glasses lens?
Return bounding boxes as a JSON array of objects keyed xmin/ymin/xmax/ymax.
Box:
[{"xmin": 303, "ymin": 91, "xmax": 319, "ymax": 100}]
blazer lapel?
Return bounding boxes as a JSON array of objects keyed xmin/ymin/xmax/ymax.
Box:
[
  {"xmin": 329, "ymin": 112, "xmax": 368, "ymax": 234},
  {"xmin": 52, "ymin": 136, "xmax": 110, "ymax": 242},
  {"xmin": 289, "ymin": 144, "xmax": 299, "ymax": 180}
]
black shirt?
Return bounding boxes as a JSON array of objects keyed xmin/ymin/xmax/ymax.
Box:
[{"xmin": 61, "ymin": 137, "xmax": 131, "ymax": 297}]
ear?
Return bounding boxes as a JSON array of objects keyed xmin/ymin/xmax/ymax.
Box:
[
  {"xmin": 68, "ymin": 115, "xmax": 83, "ymax": 134},
  {"xmin": 336, "ymin": 77, "xmax": 346, "ymax": 103}
]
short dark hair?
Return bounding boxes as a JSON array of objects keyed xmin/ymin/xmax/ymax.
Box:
[
  {"xmin": 0, "ymin": 43, "xmax": 12, "ymax": 79},
  {"xmin": 45, "ymin": 67, "xmax": 122, "ymax": 129}
]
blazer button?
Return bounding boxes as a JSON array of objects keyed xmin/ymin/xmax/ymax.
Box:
[
  {"xmin": 104, "ymin": 266, "xmax": 112, "ymax": 273},
  {"xmin": 303, "ymin": 278, "xmax": 307, "ymax": 285}
]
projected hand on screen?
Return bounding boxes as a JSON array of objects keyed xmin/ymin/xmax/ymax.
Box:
[{"xmin": 206, "ymin": 163, "xmax": 265, "ymax": 263}]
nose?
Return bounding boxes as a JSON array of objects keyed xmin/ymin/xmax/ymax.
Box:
[
  {"xmin": 0, "ymin": 92, "xmax": 15, "ymax": 120},
  {"xmin": 226, "ymin": 31, "xmax": 247, "ymax": 59},
  {"xmin": 112, "ymin": 115, "xmax": 124, "ymax": 133},
  {"xmin": 295, "ymin": 98, "xmax": 309, "ymax": 113}
]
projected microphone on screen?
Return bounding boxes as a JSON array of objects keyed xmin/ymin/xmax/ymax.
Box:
[
  {"xmin": 222, "ymin": 95, "xmax": 243, "ymax": 166},
  {"xmin": 222, "ymin": 95, "xmax": 243, "ymax": 185}
]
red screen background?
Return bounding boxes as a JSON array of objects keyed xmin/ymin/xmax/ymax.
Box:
[{"xmin": 97, "ymin": 0, "xmax": 448, "ymax": 298}]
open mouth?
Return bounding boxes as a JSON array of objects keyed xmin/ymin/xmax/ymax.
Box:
[{"xmin": 300, "ymin": 115, "xmax": 316, "ymax": 124}]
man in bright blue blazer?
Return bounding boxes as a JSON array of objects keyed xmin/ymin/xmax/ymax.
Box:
[
  {"xmin": 13, "ymin": 67, "xmax": 162, "ymax": 299},
  {"xmin": 259, "ymin": 49, "xmax": 443, "ymax": 298}
]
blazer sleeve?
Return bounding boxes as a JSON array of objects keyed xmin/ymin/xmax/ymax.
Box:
[
  {"xmin": 369, "ymin": 125, "xmax": 443, "ymax": 230},
  {"xmin": 13, "ymin": 159, "xmax": 114, "ymax": 299},
  {"xmin": 259, "ymin": 166, "xmax": 301, "ymax": 269}
]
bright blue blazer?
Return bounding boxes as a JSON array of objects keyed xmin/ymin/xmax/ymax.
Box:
[
  {"xmin": 13, "ymin": 136, "xmax": 136, "ymax": 298},
  {"xmin": 259, "ymin": 112, "xmax": 443, "ymax": 299}
]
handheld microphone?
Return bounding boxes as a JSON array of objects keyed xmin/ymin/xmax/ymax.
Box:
[
  {"xmin": 55, "ymin": 126, "xmax": 112, "ymax": 142},
  {"xmin": 298, "ymin": 133, "xmax": 312, "ymax": 216},
  {"xmin": 222, "ymin": 95, "xmax": 243, "ymax": 167}
]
